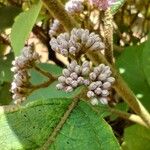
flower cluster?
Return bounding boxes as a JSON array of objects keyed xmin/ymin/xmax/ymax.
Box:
[
  {"xmin": 57, "ymin": 61, "xmax": 115, "ymax": 105},
  {"xmin": 89, "ymin": 0, "xmax": 115, "ymax": 10},
  {"xmin": 65, "ymin": 0, "xmax": 84, "ymax": 14},
  {"xmin": 87, "ymin": 64, "xmax": 115, "ymax": 105},
  {"xmin": 50, "ymin": 28, "xmax": 105, "ymax": 56},
  {"xmin": 10, "ymin": 45, "xmax": 40, "ymax": 104},
  {"xmin": 49, "ymin": 0, "xmax": 84, "ymax": 37},
  {"xmin": 56, "ymin": 60, "xmax": 90, "ymax": 92}
]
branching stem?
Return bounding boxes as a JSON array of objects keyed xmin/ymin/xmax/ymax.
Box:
[{"xmin": 34, "ymin": 65, "xmax": 56, "ymax": 79}]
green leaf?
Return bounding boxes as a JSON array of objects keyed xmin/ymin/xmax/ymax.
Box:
[
  {"xmin": 10, "ymin": 0, "xmax": 42, "ymax": 56},
  {"xmin": 0, "ymin": 52, "xmax": 14, "ymax": 82},
  {"xmin": 116, "ymin": 44, "xmax": 150, "ymax": 111},
  {"xmin": 0, "ymin": 82, "xmax": 12, "ymax": 105},
  {"xmin": 0, "ymin": 99, "xmax": 120, "ymax": 149},
  {"xmin": 142, "ymin": 34, "xmax": 150, "ymax": 87},
  {"xmin": 111, "ymin": 0, "xmax": 126, "ymax": 15},
  {"xmin": 50, "ymin": 101, "xmax": 120, "ymax": 150},
  {"xmin": 0, "ymin": 98, "xmax": 72, "ymax": 149},
  {"xmin": 0, "ymin": 6, "xmax": 21, "ymax": 32},
  {"xmin": 122, "ymin": 125, "xmax": 150, "ymax": 150}
]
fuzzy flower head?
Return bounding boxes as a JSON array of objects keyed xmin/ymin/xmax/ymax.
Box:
[
  {"xmin": 50, "ymin": 28, "xmax": 105, "ymax": 57},
  {"xmin": 56, "ymin": 60, "xmax": 115, "ymax": 106},
  {"xmin": 87, "ymin": 64, "xmax": 115, "ymax": 105},
  {"xmin": 89, "ymin": 0, "xmax": 115, "ymax": 10},
  {"xmin": 10, "ymin": 45, "xmax": 40, "ymax": 104},
  {"xmin": 65, "ymin": 0, "xmax": 84, "ymax": 14},
  {"xmin": 56, "ymin": 60, "xmax": 90, "ymax": 92}
]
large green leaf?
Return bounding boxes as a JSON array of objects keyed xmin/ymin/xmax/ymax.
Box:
[
  {"xmin": 0, "ymin": 98, "xmax": 71, "ymax": 149},
  {"xmin": 0, "ymin": 99, "xmax": 120, "ymax": 149},
  {"xmin": 116, "ymin": 44, "xmax": 150, "ymax": 111},
  {"xmin": 122, "ymin": 125, "xmax": 150, "ymax": 150},
  {"xmin": 0, "ymin": 6, "xmax": 21, "ymax": 32},
  {"xmin": 142, "ymin": 35, "xmax": 150, "ymax": 87},
  {"xmin": 10, "ymin": 0, "xmax": 42, "ymax": 56}
]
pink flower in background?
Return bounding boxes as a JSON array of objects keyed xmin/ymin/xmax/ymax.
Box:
[{"xmin": 89, "ymin": 0, "xmax": 115, "ymax": 10}]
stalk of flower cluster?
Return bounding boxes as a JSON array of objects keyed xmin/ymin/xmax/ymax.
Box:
[
  {"xmin": 103, "ymin": 8, "xmax": 114, "ymax": 64},
  {"xmin": 42, "ymin": 0, "xmax": 150, "ymax": 127}
]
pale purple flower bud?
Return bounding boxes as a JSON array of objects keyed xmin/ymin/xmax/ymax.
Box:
[
  {"xmin": 65, "ymin": 0, "xmax": 84, "ymax": 14},
  {"xmin": 68, "ymin": 60, "xmax": 78, "ymax": 71},
  {"xmin": 98, "ymin": 74, "xmax": 107, "ymax": 81},
  {"xmin": 83, "ymin": 79, "xmax": 90, "ymax": 86},
  {"xmin": 56, "ymin": 83, "xmax": 64, "ymax": 90},
  {"xmin": 65, "ymin": 86, "xmax": 73, "ymax": 92},
  {"xmin": 11, "ymin": 67, "xmax": 17, "ymax": 73},
  {"xmin": 82, "ymin": 61, "xmax": 90, "ymax": 68},
  {"xmin": 88, "ymin": 82, "xmax": 97, "ymax": 90},
  {"xmin": 99, "ymin": 97, "xmax": 108, "ymax": 105},
  {"xmin": 62, "ymin": 69, "xmax": 70, "ymax": 77},
  {"xmin": 65, "ymin": 77, "xmax": 73, "ymax": 85},
  {"xmin": 71, "ymin": 80, "xmax": 78, "ymax": 87},
  {"xmin": 70, "ymin": 72, "xmax": 78, "ymax": 80},
  {"xmin": 58, "ymin": 76, "xmax": 66, "ymax": 82},
  {"xmin": 107, "ymin": 77, "xmax": 115, "ymax": 83},
  {"xmin": 74, "ymin": 65, "xmax": 81, "ymax": 74},
  {"xmin": 61, "ymin": 49, "xmax": 68, "ymax": 56},
  {"xmin": 87, "ymin": 90, "xmax": 95, "ymax": 98},
  {"xmin": 93, "ymin": 67, "xmax": 101, "ymax": 75},
  {"xmin": 101, "ymin": 90, "xmax": 109, "ymax": 97},
  {"xmin": 89, "ymin": 72, "xmax": 97, "ymax": 80},
  {"xmin": 82, "ymin": 67, "xmax": 90, "ymax": 76},
  {"xmin": 69, "ymin": 46, "xmax": 77, "ymax": 55},
  {"xmin": 102, "ymin": 82, "xmax": 111, "ymax": 89},
  {"xmin": 94, "ymin": 88, "xmax": 102, "ymax": 95},
  {"xmin": 77, "ymin": 77, "xmax": 84, "ymax": 84},
  {"xmin": 95, "ymin": 81, "xmax": 102, "ymax": 87}
]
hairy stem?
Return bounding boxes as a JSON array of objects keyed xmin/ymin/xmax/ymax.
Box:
[
  {"xmin": 109, "ymin": 108, "xmax": 148, "ymax": 128},
  {"xmin": 41, "ymin": 0, "xmax": 79, "ymax": 31},
  {"xmin": 30, "ymin": 78, "xmax": 55, "ymax": 91},
  {"xmin": 103, "ymin": 8, "xmax": 114, "ymax": 64},
  {"xmin": 34, "ymin": 65, "xmax": 56, "ymax": 79}
]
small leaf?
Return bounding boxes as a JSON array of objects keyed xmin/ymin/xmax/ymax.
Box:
[
  {"xmin": 10, "ymin": 0, "xmax": 42, "ymax": 56},
  {"xmin": 111, "ymin": 0, "xmax": 126, "ymax": 15},
  {"xmin": 0, "ymin": 6, "xmax": 21, "ymax": 32},
  {"xmin": 122, "ymin": 125, "xmax": 150, "ymax": 150},
  {"xmin": 0, "ymin": 99, "xmax": 120, "ymax": 149},
  {"xmin": 116, "ymin": 43, "xmax": 150, "ymax": 111}
]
